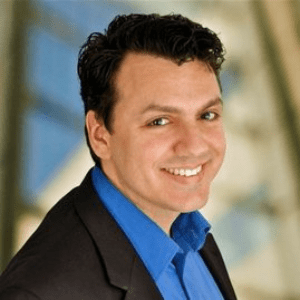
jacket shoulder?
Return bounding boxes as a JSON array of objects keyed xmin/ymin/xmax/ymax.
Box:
[
  {"xmin": 0, "ymin": 287, "xmax": 41, "ymax": 300},
  {"xmin": 0, "ymin": 170, "xmax": 124, "ymax": 300}
]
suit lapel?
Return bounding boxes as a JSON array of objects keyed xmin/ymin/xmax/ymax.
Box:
[
  {"xmin": 124, "ymin": 256, "xmax": 163, "ymax": 300},
  {"xmin": 200, "ymin": 233, "xmax": 237, "ymax": 300},
  {"xmin": 73, "ymin": 172, "xmax": 163, "ymax": 300}
]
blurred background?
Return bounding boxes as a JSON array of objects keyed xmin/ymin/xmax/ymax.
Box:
[{"xmin": 1, "ymin": 0, "xmax": 300, "ymax": 299}]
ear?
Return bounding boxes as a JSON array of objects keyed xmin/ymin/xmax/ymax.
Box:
[{"xmin": 85, "ymin": 110, "xmax": 112, "ymax": 160}]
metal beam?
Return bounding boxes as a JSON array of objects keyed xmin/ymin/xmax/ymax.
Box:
[
  {"xmin": 0, "ymin": 0, "xmax": 30, "ymax": 271},
  {"xmin": 251, "ymin": 1, "xmax": 300, "ymax": 299}
]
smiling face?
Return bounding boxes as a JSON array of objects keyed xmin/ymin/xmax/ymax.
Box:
[{"xmin": 89, "ymin": 53, "xmax": 226, "ymax": 232}]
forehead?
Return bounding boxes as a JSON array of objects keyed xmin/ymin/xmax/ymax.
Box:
[
  {"xmin": 117, "ymin": 52, "xmax": 213, "ymax": 84},
  {"xmin": 114, "ymin": 52, "xmax": 220, "ymax": 111}
]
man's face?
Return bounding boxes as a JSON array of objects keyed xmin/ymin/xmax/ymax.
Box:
[{"xmin": 101, "ymin": 53, "xmax": 226, "ymax": 228}]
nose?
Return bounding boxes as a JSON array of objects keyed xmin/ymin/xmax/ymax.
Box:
[{"xmin": 173, "ymin": 123, "xmax": 210, "ymax": 158}]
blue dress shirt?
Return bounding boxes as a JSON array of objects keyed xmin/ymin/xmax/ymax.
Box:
[{"xmin": 92, "ymin": 167, "xmax": 224, "ymax": 299}]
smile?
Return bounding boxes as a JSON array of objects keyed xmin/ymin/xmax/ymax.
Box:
[{"xmin": 163, "ymin": 165, "xmax": 202, "ymax": 177}]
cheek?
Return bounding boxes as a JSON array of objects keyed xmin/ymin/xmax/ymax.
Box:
[
  {"xmin": 210, "ymin": 127, "xmax": 226, "ymax": 153},
  {"xmin": 205, "ymin": 129, "xmax": 226, "ymax": 176},
  {"xmin": 139, "ymin": 135, "xmax": 173, "ymax": 165},
  {"xmin": 219, "ymin": 132, "xmax": 227, "ymax": 156},
  {"xmin": 112, "ymin": 134, "xmax": 160, "ymax": 173}
]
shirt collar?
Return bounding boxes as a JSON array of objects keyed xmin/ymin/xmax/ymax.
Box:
[
  {"xmin": 91, "ymin": 166, "xmax": 211, "ymax": 281},
  {"xmin": 172, "ymin": 211, "xmax": 211, "ymax": 253}
]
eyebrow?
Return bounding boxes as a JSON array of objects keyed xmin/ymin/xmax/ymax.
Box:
[{"xmin": 140, "ymin": 97, "xmax": 223, "ymax": 115}]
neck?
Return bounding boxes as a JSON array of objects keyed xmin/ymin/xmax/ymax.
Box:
[
  {"xmin": 101, "ymin": 162, "xmax": 180, "ymax": 235},
  {"xmin": 134, "ymin": 205, "xmax": 180, "ymax": 236}
]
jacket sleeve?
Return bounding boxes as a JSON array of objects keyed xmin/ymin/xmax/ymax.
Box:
[{"xmin": 0, "ymin": 287, "xmax": 41, "ymax": 300}]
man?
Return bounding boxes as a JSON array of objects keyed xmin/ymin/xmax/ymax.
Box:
[{"xmin": 0, "ymin": 14, "xmax": 236, "ymax": 299}]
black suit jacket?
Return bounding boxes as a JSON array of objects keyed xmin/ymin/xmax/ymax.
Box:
[{"xmin": 0, "ymin": 170, "xmax": 237, "ymax": 300}]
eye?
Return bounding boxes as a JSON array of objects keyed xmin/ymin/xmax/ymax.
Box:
[
  {"xmin": 201, "ymin": 111, "xmax": 218, "ymax": 121},
  {"xmin": 148, "ymin": 117, "xmax": 169, "ymax": 126}
]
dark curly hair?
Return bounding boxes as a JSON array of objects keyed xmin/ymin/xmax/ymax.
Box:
[{"xmin": 78, "ymin": 13, "xmax": 225, "ymax": 166}]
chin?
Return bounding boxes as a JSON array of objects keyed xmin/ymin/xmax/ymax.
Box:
[
  {"xmin": 167, "ymin": 194, "xmax": 210, "ymax": 214},
  {"xmin": 178, "ymin": 187, "xmax": 210, "ymax": 211},
  {"xmin": 182, "ymin": 200, "xmax": 208, "ymax": 212}
]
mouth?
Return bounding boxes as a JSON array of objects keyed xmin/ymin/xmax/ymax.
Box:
[{"xmin": 162, "ymin": 165, "xmax": 202, "ymax": 177}]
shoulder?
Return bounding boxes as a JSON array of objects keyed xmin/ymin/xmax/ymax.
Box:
[
  {"xmin": 0, "ymin": 170, "xmax": 123, "ymax": 300},
  {"xmin": 0, "ymin": 287, "xmax": 41, "ymax": 300}
]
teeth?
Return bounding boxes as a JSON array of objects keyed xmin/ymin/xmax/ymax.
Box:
[{"xmin": 164, "ymin": 165, "xmax": 202, "ymax": 177}]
